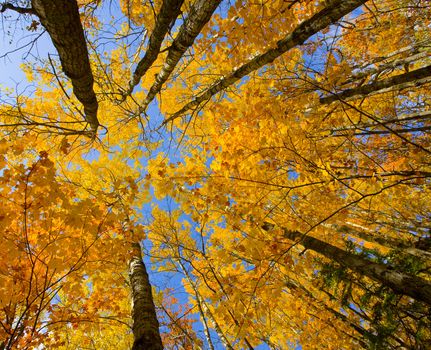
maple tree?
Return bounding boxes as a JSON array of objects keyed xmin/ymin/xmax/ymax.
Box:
[{"xmin": 1, "ymin": 0, "xmax": 431, "ymax": 349}]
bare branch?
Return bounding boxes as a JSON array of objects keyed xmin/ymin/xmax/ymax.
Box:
[{"xmin": 0, "ymin": 2, "xmax": 35, "ymax": 15}]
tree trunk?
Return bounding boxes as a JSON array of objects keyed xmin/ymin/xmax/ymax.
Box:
[
  {"xmin": 320, "ymin": 65, "xmax": 431, "ymax": 104},
  {"xmin": 336, "ymin": 224, "xmax": 431, "ymax": 261},
  {"xmin": 140, "ymin": 0, "xmax": 222, "ymax": 113},
  {"xmin": 262, "ymin": 224, "xmax": 431, "ymax": 306},
  {"xmin": 125, "ymin": 0, "xmax": 184, "ymax": 96},
  {"xmin": 166, "ymin": 0, "xmax": 368, "ymax": 124},
  {"xmin": 128, "ymin": 242, "xmax": 163, "ymax": 350},
  {"xmin": 31, "ymin": 0, "xmax": 99, "ymax": 133},
  {"xmin": 179, "ymin": 259, "xmax": 233, "ymax": 350}
]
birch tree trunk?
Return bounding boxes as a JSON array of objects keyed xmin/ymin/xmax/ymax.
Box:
[
  {"xmin": 126, "ymin": 0, "xmax": 184, "ymax": 96},
  {"xmin": 128, "ymin": 242, "xmax": 163, "ymax": 350},
  {"xmin": 140, "ymin": 0, "xmax": 222, "ymax": 112},
  {"xmin": 179, "ymin": 259, "xmax": 233, "ymax": 350}
]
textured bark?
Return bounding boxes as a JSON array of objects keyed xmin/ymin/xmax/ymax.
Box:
[
  {"xmin": 165, "ymin": 0, "xmax": 368, "ymax": 124},
  {"xmin": 140, "ymin": 0, "xmax": 222, "ymax": 112},
  {"xmin": 262, "ymin": 224, "xmax": 431, "ymax": 306},
  {"xmin": 125, "ymin": 0, "xmax": 184, "ymax": 96},
  {"xmin": 128, "ymin": 242, "xmax": 163, "ymax": 350},
  {"xmin": 31, "ymin": 0, "xmax": 99, "ymax": 133},
  {"xmin": 320, "ymin": 65, "xmax": 431, "ymax": 104}
]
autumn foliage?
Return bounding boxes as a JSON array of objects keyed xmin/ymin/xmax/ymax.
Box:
[{"xmin": 1, "ymin": 0, "xmax": 431, "ymax": 349}]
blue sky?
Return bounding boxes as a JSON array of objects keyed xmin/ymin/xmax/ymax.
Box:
[{"xmin": 0, "ymin": 11, "xmax": 54, "ymax": 88}]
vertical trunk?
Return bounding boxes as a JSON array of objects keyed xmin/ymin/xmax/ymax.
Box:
[
  {"xmin": 200, "ymin": 300, "xmax": 235, "ymax": 350},
  {"xmin": 194, "ymin": 294, "xmax": 216, "ymax": 350},
  {"xmin": 128, "ymin": 242, "xmax": 163, "ymax": 350},
  {"xmin": 178, "ymin": 259, "xmax": 233, "ymax": 350},
  {"xmin": 262, "ymin": 224, "xmax": 431, "ymax": 306}
]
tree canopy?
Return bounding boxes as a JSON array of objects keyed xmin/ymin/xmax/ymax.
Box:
[{"xmin": 1, "ymin": 0, "xmax": 430, "ymax": 349}]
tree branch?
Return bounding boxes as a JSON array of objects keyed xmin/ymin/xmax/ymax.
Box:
[
  {"xmin": 123, "ymin": 0, "xmax": 184, "ymax": 98},
  {"xmin": 139, "ymin": 0, "xmax": 222, "ymax": 113},
  {"xmin": 320, "ymin": 65, "xmax": 431, "ymax": 104},
  {"xmin": 0, "ymin": 2, "xmax": 35, "ymax": 15},
  {"xmin": 262, "ymin": 223, "xmax": 431, "ymax": 306}
]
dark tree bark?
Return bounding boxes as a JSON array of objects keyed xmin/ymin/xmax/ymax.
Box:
[
  {"xmin": 320, "ymin": 65, "xmax": 431, "ymax": 104},
  {"xmin": 165, "ymin": 0, "xmax": 368, "ymax": 124},
  {"xmin": 128, "ymin": 242, "xmax": 163, "ymax": 350},
  {"xmin": 125, "ymin": 0, "xmax": 184, "ymax": 97},
  {"xmin": 31, "ymin": 0, "xmax": 99, "ymax": 133},
  {"xmin": 140, "ymin": 0, "xmax": 222, "ymax": 113},
  {"xmin": 262, "ymin": 223, "xmax": 431, "ymax": 306}
]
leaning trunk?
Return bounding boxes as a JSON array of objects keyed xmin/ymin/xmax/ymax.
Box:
[
  {"xmin": 128, "ymin": 242, "xmax": 163, "ymax": 350},
  {"xmin": 320, "ymin": 65, "xmax": 431, "ymax": 104},
  {"xmin": 262, "ymin": 224, "xmax": 431, "ymax": 306},
  {"xmin": 336, "ymin": 224, "xmax": 431, "ymax": 261}
]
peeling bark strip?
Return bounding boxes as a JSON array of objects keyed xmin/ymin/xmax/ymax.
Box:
[
  {"xmin": 31, "ymin": 0, "xmax": 99, "ymax": 132},
  {"xmin": 129, "ymin": 242, "xmax": 163, "ymax": 350},
  {"xmin": 166, "ymin": 0, "xmax": 368, "ymax": 124},
  {"xmin": 320, "ymin": 65, "xmax": 431, "ymax": 104},
  {"xmin": 140, "ymin": 0, "xmax": 222, "ymax": 112},
  {"xmin": 126, "ymin": 0, "xmax": 184, "ymax": 96},
  {"xmin": 262, "ymin": 224, "xmax": 431, "ymax": 306}
]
